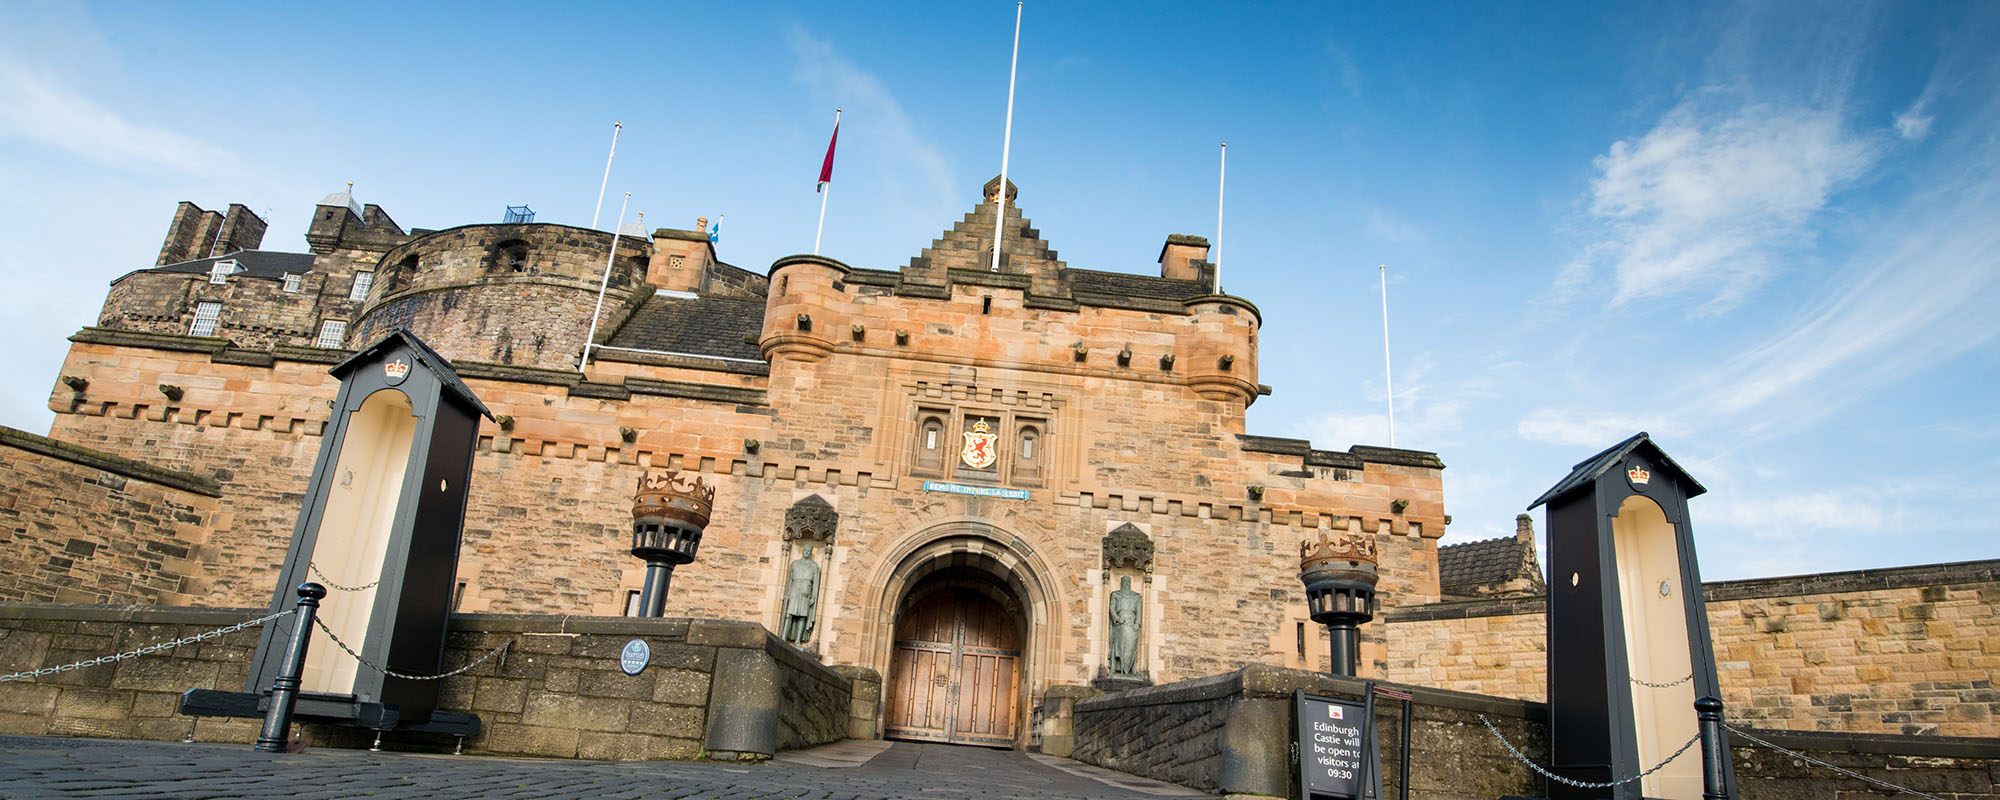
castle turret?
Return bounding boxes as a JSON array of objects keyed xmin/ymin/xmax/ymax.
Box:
[
  {"xmin": 355, "ymin": 223, "xmax": 651, "ymax": 370},
  {"xmin": 761, "ymin": 254, "xmax": 847, "ymax": 363}
]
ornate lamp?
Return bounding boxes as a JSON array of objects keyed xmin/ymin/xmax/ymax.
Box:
[
  {"xmin": 630, "ymin": 470, "xmax": 714, "ymax": 617},
  {"xmin": 1299, "ymin": 528, "xmax": 1380, "ymax": 677}
]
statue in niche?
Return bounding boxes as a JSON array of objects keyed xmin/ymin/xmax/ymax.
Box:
[
  {"xmin": 781, "ymin": 544, "xmax": 821, "ymax": 644},
  {"xmin": 1108, "ymin": 575, "xmax": 1142, "ymax": 675}
]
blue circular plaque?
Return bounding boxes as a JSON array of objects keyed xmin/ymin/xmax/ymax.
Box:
[{"xmin": 619, "ymin": 638, "xmax": 650, "ymax": 676}]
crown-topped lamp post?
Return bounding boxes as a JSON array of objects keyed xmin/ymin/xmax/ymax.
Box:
[
  {"xmin": 630, "ymin": 471, "xmax": 714, "ymax": 617},
  {"xmin": 1300, "ymin": 529, "xmax": 1381, "ymax": 677}
]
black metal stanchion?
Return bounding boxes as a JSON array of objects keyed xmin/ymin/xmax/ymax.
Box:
[
  {"xmin": 1398, "ymin": 696, "xmax": 1412, "ymax": 800},
  {"xmin": 254, "ymin": 583, "xmax": 326, "ymax": 753},
  {"xmin": 1696, "ymin": 696, "xmax": 1729, "ymax": 800}
]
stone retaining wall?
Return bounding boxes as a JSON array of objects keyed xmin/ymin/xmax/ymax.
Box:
[
  {"xmin": 1068, "ymin": 665, "xmax": 1545, "ymax": 799},
  {"xmin": 1383, "ymin": 559, "xmax": 2000, "ymax": 736},
  {"xmin": 1731, "ymin": 728, "xmax": 2000, "ymax": 799},
  {"xmin": 1063, "ymin": 665, "xmax": 1999, "ymax": 799},
  {"xmin": 0, "ymin": 603, "xmax": 854, "ymax": 761}
]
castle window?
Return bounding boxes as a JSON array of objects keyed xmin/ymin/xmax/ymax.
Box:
[
  {"xmin": 348, "ymin": 271, "xmax": 374, "ymax": 301},
  {"xmin": 314, "ymin": 319, "xmax": 347, "ymax": 349},
  {"xmin": 282, "ymin": 274, "xmax": 301, "ymax": 293},
  {"xmin": 207, "ymin": 260, "xmax": 238, "ymax": 284},
  {"xmin": 623, "ymin": 590, "xmax": 643, "ymax": 617},
  {"xmin": 500, "ymin": 240, "xmax": 530, "ymax": 272},
  {"xmin": 188, "ymin": 302, "xmax": 221, "ymax": 337}
]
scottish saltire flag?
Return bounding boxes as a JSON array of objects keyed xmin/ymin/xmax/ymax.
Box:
[
  {"xmin": 708, "ymin": 216, "xmax": 721, "ymax": 244},
  {"xmin": 817, "ymin": 120, "xmax": 839, "ymax": 192}
]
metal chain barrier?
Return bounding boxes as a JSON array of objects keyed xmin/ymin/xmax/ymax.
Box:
[
  {"xmin": 308, "ymin": 562, "xmax": 380, "ymax": 592},
  {"xmin": 1, "ymin": 609, "xmax": 294, "ymax": 683},
  {"xmin": 312, "ymin": 617, "xmax": 510, "ymax": 680},
  {"xmin": 1632, "ymin": 673, "xmax": 1694, "ymax": 689},
  {"xmin": 1479, "ymin": 714, "xmax": 1701, "ymax": 789},
  {"xmin": 1726, "ymin": 724, "xmax": 1947, "ymax": 800}
]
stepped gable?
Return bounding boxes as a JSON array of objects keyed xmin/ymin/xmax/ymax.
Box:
[
  {"xmin": 604, "ymin": 293, "xmax": 765, "ymax": 360},
  {"xmin": 903, "ymin": 176, "xmax": 1067, "ymax": 296},
  {"xmin": 900, "ymin": 176, "xmax": 1217, "ymax": 306}
]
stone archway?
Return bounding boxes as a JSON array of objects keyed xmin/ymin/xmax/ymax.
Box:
[{"xmin": 863, "ymin": 522, "xmax": 1062, "ymax": 749}]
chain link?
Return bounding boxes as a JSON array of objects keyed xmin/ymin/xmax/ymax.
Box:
[
  {"xmin": 312, "ymin": 617, "xmax": 509, "ymax": 680},
  {"xmin": 1479, "ymin": 714, "xmax": 1700, "ymax": 789},
  {"xmin": 1, "ymin": 609, "xmax": 293, "ymax": 683},
  {"xmin": 1632, "ymin": 673, "xmax": 1694, "ymax": 689},
  {"xmin": 1726, "ymin": 724, "xmax": 1947, "ymax": 800},
  {"xmin": 308, "ymin": 562, "xmax": 381, "ymax": 592}
]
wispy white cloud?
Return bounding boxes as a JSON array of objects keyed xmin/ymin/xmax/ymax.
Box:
[
  {"xmin": 787, "ymin": 26, "xmax": 956, "ymax": 211},
  {"xmin": 1292, "ymin": 357, "xmax": 1474, "ymax": 450},
  {"xmin": 1685, "ymin": 152, "xmax": 2000, "ymax": 425},
  {"xmin": 0, "ymin": 60, "xmax": 239, "ymax": 177},
  {"xmin": 1893, "ymin": 102, "xmax": 1934, "ymax": 142},
  {"xmin": 1516, "ymin": 409, "xmax": 1676, "ymax": 447},
  {"xmin": 1364, "ymin": 208, "xmax": 1422, "ymax": 246},
  {"xmin": 1711, "ymin": 489, "xmax": 1895, "ymax": 539},
  {"xmin": 1566, "ymin": 94, "xmax": 1876, "ymax": 314}
]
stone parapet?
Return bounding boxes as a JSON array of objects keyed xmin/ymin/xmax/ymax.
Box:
[{"xmin": 0, "ymin": 605, "xmax": 858, "ymax": 761}]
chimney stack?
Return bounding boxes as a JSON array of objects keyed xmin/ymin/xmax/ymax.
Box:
[{"xmin": 1158, "ymin": 234, "xmax": 1212, "ymax": 283}]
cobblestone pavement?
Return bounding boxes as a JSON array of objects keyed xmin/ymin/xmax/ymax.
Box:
[{"xmin": 0, "ymin": 735, "xmax": 1212, "ymax": 799}]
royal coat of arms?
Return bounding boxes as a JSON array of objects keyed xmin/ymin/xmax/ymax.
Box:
[{"xmin": 961, "ymin": 419, "xmax": 998, "ymax": 469}]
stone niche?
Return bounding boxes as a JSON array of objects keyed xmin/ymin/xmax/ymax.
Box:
[
  {"xmin": 777, "ymin": 494, "xmax": 839, "ymax": 651},
  {"xmin": 1096, "ymin": 522, "xmax": 1155, "ymax": 690}
]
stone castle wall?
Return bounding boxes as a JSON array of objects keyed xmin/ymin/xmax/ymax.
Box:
[
  {"xmin": 37, "ymin": 321, "xmax": 1442, "ymax": 694},
  {"xmin": 99, "ymin": 270, "xmax": 331, "ymax": 350},
  {"xmin": 1382, "ymin": 560, "xmax": 2000, "ymax": 737},
  {"xmin": 0, "ymin": 427, "xmax": 220, "ymax": 605}
]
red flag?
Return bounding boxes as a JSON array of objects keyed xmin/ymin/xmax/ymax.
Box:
[{"xmin": 817, "ymin": 121, "xmax": 838, "ymax": 192}]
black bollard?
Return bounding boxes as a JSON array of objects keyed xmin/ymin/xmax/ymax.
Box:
[
  {"xmin": 254, "ymin": 583, "xmax": 326, "ymax": 753},
  {"xmin": 1696, "ymin": 696, "xmax": 1729, "ymax": 800}
]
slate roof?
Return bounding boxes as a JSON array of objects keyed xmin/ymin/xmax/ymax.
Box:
[
  {"xmin": 1066, "ymin": 268, "xmax": 1210, "ymax": 301},
  {"xmin": 604, "ymin": 294, "xmax": 765, "ymax": 360},
  {"xmin": 1526, "ymin": 431, "xmax": 1706, "ymax": 510},
  {"xmin": 121, "ymin": 250, "xmax": 318, "ymax": 284},
  {"xmin": 1437, "ymin": 536, "xmax": 1535, "ymax": 590}
]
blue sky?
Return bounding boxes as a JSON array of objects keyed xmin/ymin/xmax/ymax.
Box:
[{"xmin": 2, "ymin": 2, "xmax": 1994, "ymax": 581}]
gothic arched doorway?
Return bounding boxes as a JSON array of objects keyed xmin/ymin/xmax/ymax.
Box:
[
  {"xmin": 867, "ymin": 524, "xmax": 1059, "ymax": 750},
  {"xmin": 884, "ymin": 570, "xmax": 1022, "ymax": 746}
]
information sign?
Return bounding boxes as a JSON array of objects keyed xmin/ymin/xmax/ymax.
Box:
[
  {"xmin": 619, "ymin": 638, "xmax": 650, "ymax": 676},
  {"xmin": 1295, "ymin": 689, "xmax": 1383, "ymax": 800}
]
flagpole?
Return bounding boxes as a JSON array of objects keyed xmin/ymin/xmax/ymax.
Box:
[
  {"xmin": 591, "ymin": 122, "xmax": 622, "ymax": 230},
  {"xmin": 990, "ymin": 1, "xmax": 1023, "ymax": 273},
  {"xmin": 1380, "ymin": 264, "xmax": 1395, "ymax": 447},
  {"xmin": 581, "ymin": 191, "xmax": 631, "ymax": 372},
  {"xmin": 814, "ymin": 108, "xmax": 841, "ymax": 255},
  {"xmin": 1214, "ymin": 142, "xmax": 1226, "ymax": 294}
]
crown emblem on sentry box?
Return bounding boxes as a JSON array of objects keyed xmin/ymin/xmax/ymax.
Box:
[
  {"xmin": 1627, "ymin": 467, "xmax": 1651, "ymax": 485},
  {"xmin": 383, "ymin": 358, "xmax": 410, "ymax": 381}
]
